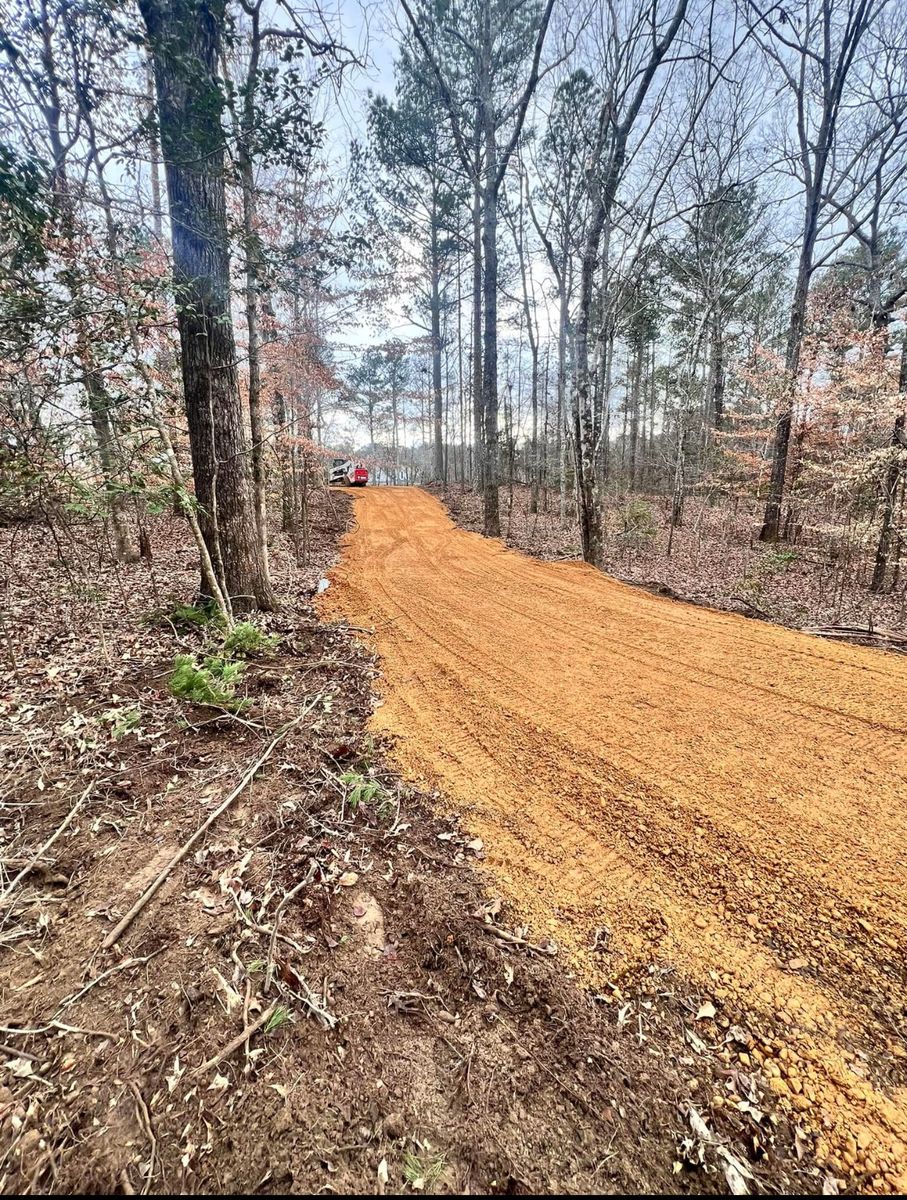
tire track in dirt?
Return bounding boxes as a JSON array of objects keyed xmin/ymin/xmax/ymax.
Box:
[{"xmin": 319, "ymin": 486, "xmax": 907, "ymax": 1191}]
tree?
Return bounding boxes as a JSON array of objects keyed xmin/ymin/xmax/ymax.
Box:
[
  {"xmin": 571, "ymin": 0, "xmax": 691, "ymax": 565},
  {"xmin": 747, "ymin": 0, "xmax": 893, "ymax": 542},
  {"xmin": 0, "ymin": 0, "xmax": 140, "ymax": 563},
  {"xmin": 400, "ymin": 0, "xmax": 556, "ymax": 537},
  {"xmin": 139, "ymin": 0, "xmax": 276, "ymax": 610},
  {"xmin": 366, "ymin": 45, "xmax": 462, "ymax": 481},
  {"xmin": 529, "ymin": 68, "xmax": 599, "ymax": 524}
]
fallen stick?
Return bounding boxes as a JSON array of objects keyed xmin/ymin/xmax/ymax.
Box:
[
  {"xmin": 728, "ymin": 595, "xmax": 774, "ymax": 621},
  {"xmin": 264, "ymin": 860, "xmax": 316, "ymax": 995},
  {"xmin": 471, "ymin": 918, "xmax": 556, "ymax": 956},
  {"xmin": 803, "ymin": 624, "xmax": 907, "ymax": 646},
  {"xmin": 128, "ymin": 1080, "xmax": 158, "ymax": 1196},
  {"xmin": 56, "ymin": 953, "xmax": 160, "ymax": 1014},
  {"xmin": 195, "ymin": 1001, "xmax": 278, "ymax": 1075},
  {"xmin": 0, "ymin": 1020, "xmax": 117, "ymax": 1039},
  {"xmin": 102, "ymin": 711, "xmax": 310, "ymax": 950},
  {"xmin": 0, "ymin": 786, "xmax": 92, "ymax": 912}
]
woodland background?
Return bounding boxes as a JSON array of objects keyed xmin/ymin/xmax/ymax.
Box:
[{"xmin": 0, "ymin": 0, "xmax": 906, "ymax": 635}]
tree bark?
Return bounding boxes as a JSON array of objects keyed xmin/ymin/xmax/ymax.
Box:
[
  {"xmin": 759, "ymin": 220, "xmax": 817, "ymax": 541},
  {"xmin": 871, "ymin": 348, "xmax": 907, "ymax": 592},
  {"xmin": 479, "ymin": 32, "xmax": 500, "ymax": 538},
  {"xmin": 235, "ymin": 4, "xmax": 274, "ymax": 594},
  {"xmin": 140, "ymin": 0, "xmax": 276, "ymax": 610},
  {"xmin": 430, "ymin": 207, "xmax": 444, "ymax": 481},
  {"xmin": 471, "ymin": 130, "xmax": 484, "ymax": 493}
]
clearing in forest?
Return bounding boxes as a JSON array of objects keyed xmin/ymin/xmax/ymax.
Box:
[{"xmin": 323, "ymin": 485, "xmax": 907, "ymax": 1193}]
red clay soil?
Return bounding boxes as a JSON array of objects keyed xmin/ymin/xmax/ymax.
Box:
[
  {"xmin": 0, "ymin": 500, "xmax": 818, "ymax": 1195},
  {"xmin": 322, "ymin": 485, "xmax": 907, "ymax": 1194},
  {"xmin": 439, "ymin": 484, "xmax": 907, "ymax": 639}
]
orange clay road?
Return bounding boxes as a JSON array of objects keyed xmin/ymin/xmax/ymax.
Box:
[{"xmin": 320, "ymin": 486, "xmax": 907, "ymax": 1191}]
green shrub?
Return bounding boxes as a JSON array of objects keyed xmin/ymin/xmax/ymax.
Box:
[
  {"xmin": 223, "ymin": 620, "xmax": 279, "ymax": 657},
  {"xmin": 617, "ymin": 498, "xmax": 658, "ymax": 550},
  {"xmin": 168, "ymin": 653, "xmax": 247, "ymax": 709},
  {"xmin": 171, "ymin": 600, "xmax": 224, "ymax": 629},
  {"xmin": 151, "ymin": 599, "xmax": 224, "ymax": 631},
  {"xmin": 760, "ymin": 547, "xmax": 799, "ymax": 574}
]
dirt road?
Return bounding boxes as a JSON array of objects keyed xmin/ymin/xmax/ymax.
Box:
[{"xmin": 322, "ymin": 486, "xmax": 907, "ymax": 1191}]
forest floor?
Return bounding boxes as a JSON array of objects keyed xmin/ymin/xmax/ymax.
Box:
[
  {"xmin": 324, "ymin": 485, "xmax": 907, "ymax": 1196},
  {"xmin": 438, "ymin": 485, "xmax": 907, "ymax": 643},
  {"xmin": 0, "ymin": 490, "xmax": 821, "ymax": 1196}
]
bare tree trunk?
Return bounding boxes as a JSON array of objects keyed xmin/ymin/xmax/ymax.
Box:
[
  {"xmin": 760, "ymin": 237, "xmax": 815, "ymax": 541},
  {"xmin": 871, "ymin": 363, "xmax": 907, "ymax": 593},
  {"xmin": 471, "ymin": 132, "xmax": 484, "ymax": 492},
  {"xmin": 709, "ymin": 318, "xmax": 725, "ymax": 431},
  {"xmin": 629, "ymin": 339, "xmax": 642, "ymax": 490},
  {"xmin": 574, "ymin": 197, "xmax": 606, "ymax": 565},
  {"xmin": 146, "ymin": 65, "xmax": 163, "ymax": 242},
  {"xmin": 480, "ymin": 52, "xmax": 500, "ymax": 538},
  {"xmin": 509, "ymin": 174, "xmax": 540, "ymax": 514},
  {"xmin": 230, "ymin": 4, "xmax": 274, "ymax": 591},
  {"xmin": 557, "ymin": 289, "xmax": 568, "ymax": 524},
  {"xmin": 238, "ymin": 148, "xmax": 272, "ymax": 582},
  {"xmin": 140, "ymin": 0, "xmax": 276, "ymax": 610},
  {"xmin": 430, "ymin": 209, "xmax": 444, "ymax": 481}
]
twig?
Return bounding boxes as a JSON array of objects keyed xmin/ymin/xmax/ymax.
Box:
[
  {"xmin": 728, "ymin": 594, "xmax": 774, "ymax": 621},
  {"xmin": 0, "ymin": 1042, "xmax": 41, "ymax": 1062},
  {"xmin": 471, "ymin": 918, "xmax": 557, "ymax": 956},
  {"xmin": 0, "ymin": 1021, "xmax": 117, "ymax": 1039},
  {"xmin": 194, "ymin": 1001, "xmax": 278, "ymax": 1075},
  {"xmin": 242, "ymin": 977, "xmax": 252, "ymax": 1069},
  {"xmin": 102, "ymin": 711, "xmax": 312, "ymax": 949},
  {"xmin": 293, "ymin": 977, "xmax": 336, "ymax": 1029},
  {"xmin": 128, "ymin": 1080, "xmax": 158, "ymax": 1196},
  {"xmin": 264, "ymin": 860, "xmax": 317, "ymax": 995},
  {"xmin": 56, "ymin": 953, "xmax": 160, "ymax": 1014},
  {"xmin": 0, "ymin": 786, "xmax": 92, "ymax": 913},
  {"xmin": 299, "ymin": 659, "xmax": 371, "ymax": 672}
]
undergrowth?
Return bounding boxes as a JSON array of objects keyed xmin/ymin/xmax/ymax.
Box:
[
  {"xmin": 223, "ymin": 620, "xmax": 279, "ymax": 657},
  {"xmin": 168, "ymin": 654, "xmax": 248, "ymax": 710}
]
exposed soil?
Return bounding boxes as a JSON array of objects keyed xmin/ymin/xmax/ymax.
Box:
[
  {"xmin": 322, "ymin": 485, "xmax": 907, "ymax": 1194},
  {"xmin": 436, "ymin": 485, "xmax": 907, "ymax": 640},
  {"xmin": 0, "ymin": 493, "xmax": 818, "ymax": 1194}
]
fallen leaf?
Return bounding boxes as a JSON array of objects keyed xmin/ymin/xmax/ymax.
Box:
[
  {"xmin": 717, "ymin": 1146, "xmax": 754, "ymax": 1195},
  {"xmin": 5, "ymin": 1058, "xmax": 34, "ymax": 1079},
  {"xmin": 696, "ymin": 1002, "xmax": 717, "ymax": 1020}
]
